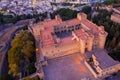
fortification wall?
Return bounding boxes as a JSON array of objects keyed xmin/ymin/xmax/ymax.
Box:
[
  {"xmin": 98, "ymin": 64, "xmax": 120, "ymax": 78},
  {"xmin": 41, "ymin": 42, "xmax": 80, "ymax": 59},
  {"xmin": 79, "ymin": 39, "xmax": 86, "ymax": 54},
  {"xmin": 98, "ymin": 32, "xmax": 108, "ymax": 49},
  {"xmin": 86, "ymin": 36, "xmax": 94, "ymax": 51}
]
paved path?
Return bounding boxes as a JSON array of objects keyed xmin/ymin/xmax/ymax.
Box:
[{"xmin": 0, "ymin": 19, "xmax": 29, "ymax": 76}]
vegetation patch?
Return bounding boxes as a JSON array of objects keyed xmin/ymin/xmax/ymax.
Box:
[
  {"xmin": 51, "ymin": 8, "xmax": 79, "ymax": 21},
  {"xmin": 21, "ymin": 76, "xmax": 40, "ymax": 80},
  {"xmin": 103, "ymin": 0, "xmax": 120, "ymax": 6},
  {"xmin": 8, "ymin": 30, "xmax": 36, "ymax": 78},
  {"xmin": 81, "ymin": 6, "xmax": 91, "ymax": 15},
  {"xmin": 0, "ymin": 13, "xmax": 47, "ymax": 25}
]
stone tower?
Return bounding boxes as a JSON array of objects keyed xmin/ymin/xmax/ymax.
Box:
[
  {"xmin": 98, "ymin": 28, "xmax": 108, "ymax": 49},
  {"xmin": 79, "ymin": 39, "xmax": 86, "ymax": 54},
  {"xmin": 87, "ymin": 35, "xmax": 94, "ymax": 51}
]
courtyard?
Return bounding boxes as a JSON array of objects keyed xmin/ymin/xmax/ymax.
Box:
[{"xmin": 43, "ymin": 53, "xmax": 96, "ymax": 80}]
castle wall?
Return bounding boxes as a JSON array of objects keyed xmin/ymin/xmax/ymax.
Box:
[
  {"xmin": 32, "ymin": 26, "xmax": 41, "ymax": 36},
  {"xmin": 98, "ymin": 32, "xmax": 108, "ymax": 49},
  {"xmin": 81, "ymin": 23, "xmax": 90, "ymax": 31},
  {"xmin": 77, "ymin": 13, "xmax": 87, "ymax": 21},
  {"xmin": 79, "ymin": 39, "xmax": 86, "ymax": 54},
  {"xmin": 86, "ymin": 36, "xmax": 94, "ymax": 51},
  {"xmin": 98, "ymin": 64, "xmax": 120, "ymax": 78},
  {"xmin": 41, "ymin": 42, "xmax": 80, "ymax": 59},
  {"xmin": 84, "ymin": 61, "xmax": 98, "ymax": 78}
]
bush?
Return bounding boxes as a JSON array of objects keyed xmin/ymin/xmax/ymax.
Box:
[
  {"xmin": 51, "ymin": 8, "xmax": 79, "ymax": 20},
  {"xmin": 8, "ymin": 30, "xmax": 36, "ymax": 77},
  {"xmin": 81, "ymin": 6, "xmax": 91, "ymax": 14},
  {"xmin": 0, "ymin": 74, "xmax": 14, "ymax": 80}
]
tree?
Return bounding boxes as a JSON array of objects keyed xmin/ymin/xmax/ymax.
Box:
[
  {"xmin": 117, "ymin": 42, "xmax": 120, "ymax": 50},
  {"xmin": 0, "ymin": 13, "xmax": 3, "ymax": 25},
  {"xmin": 89, "ymin": 8, "xmax": 120, "ymax": 61},
  {"xmin": 51, "ymin": 8, "xmax": 79, "ymax": 20},
  {"xmin": 0, "ymin": 74, "xmax": 13, "ymax": 80},
  {"xmin": 8, "ymin": 47, "xmax": 21, "ymax": 65},
  {"xmin": 21, "ymin": 76, "xmax": 40, "ymax": 80},
  {"xmin": 8, "ymin": 64, "xmax": 19, "ymax": 77},
  {"xmin": 82, "ymin": 6, "xmax": 91, "ymax": 15},
  {"xmin": 111, "ymin": 37, "xmax": 116, "ymax": 48},
  {"xmin": 8, "ymin": 47, "xmax": 21, "ymax": 77},
  {"xmin": 109, "ymin": 49, "xmax": 120, "ymax": 61},
  {"xmin": 24, "ymin": 62, "xmax": 36, "ymax": 75},
  {"xmin": 103, "ymin": 0, "xmax": 120, "ymax": 5},
  {"xmin": 21, "ymin": 41, "xmax": 35, "ymax": 58},
  {"xmin": 8, "ymin": 30, "xmax": 35, "ymax": 77}
]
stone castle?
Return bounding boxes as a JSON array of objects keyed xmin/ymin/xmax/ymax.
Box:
[
  {"xmin": 29, "ymin": 13, "xmax": 108, "ymax": 59},
  {"xmin": 28, "ymin": 13, "xmax": 120, "ymax": 80}
]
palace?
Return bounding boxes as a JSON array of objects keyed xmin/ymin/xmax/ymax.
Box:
[
  {"xmin": 29, "ymin": 13, "xmax": 120, "ymax": 80},
  {"xmin": 30, "ymin": 13, "xmax": 108, "ymax": 59}
]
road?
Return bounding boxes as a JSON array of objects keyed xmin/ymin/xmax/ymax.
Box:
[{"xmin": 0, "ymin": 19, "xmax": 29, "ymax": 76}]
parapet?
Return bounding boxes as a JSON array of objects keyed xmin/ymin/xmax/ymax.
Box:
[
  {"xmin": 55, "ymin": 15, "xmax": 62, "ymax": 21},
  {"xmin": 77, "ymin": 13, "xmax": 87, "ymax": 21},
  {"xmin": 98, "ymin": 26, "xmax": 105, "ymax": 31}
]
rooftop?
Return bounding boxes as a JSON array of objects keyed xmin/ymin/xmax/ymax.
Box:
[
  {"xmin": 93, "ymin": 50, "xmax": 120, "ymax": 70},
  {"xmin": 81, "ymin": 19, "xmax": 100, "ymax": 36},
  {"xmin": 111, "ymin": 13, "xmax": 120, "ymax": 18},
  {"xmin": 33, "ymin": 13, "xmax": 105, "ymax": 48},
  {"xmin": 114, "ymin": 6, "xmax": 120, "ymax": 11},
  {"xmin": 74, "ymin": 29, "xmax": 89, "ymax": 40}
]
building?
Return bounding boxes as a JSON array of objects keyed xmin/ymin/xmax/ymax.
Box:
[
  {"xmin": 113, "ymin": 7, "xmax": 120, "ymax": 15},
  {"xmin": 54, "ymin": 0, "xmax": 104, "ymax": 4},
  {"xmin": 93, "ymin": 51, "xmax": 120, "ymax": 78},
  {"xmin": 28, "ymin": 13, "xmax": 120, "ymax": 80},
  {"xmin": 30, "ymin": 13, "xmax": 108, "ymax": 59},
  {"xmin": 85, "ymin": 49, "xmax": 120, "ymax": 78},
  {"xmin": 111, "ymin": 13, "xmax": 120, "ymax": 24}
]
